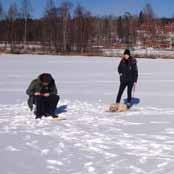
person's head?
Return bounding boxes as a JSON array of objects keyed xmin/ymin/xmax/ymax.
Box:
[
  {"xmin": 39, "ymin": 73, "xmax": 52, "ymax": 86},
  {"xmin": 123, "ymin": 49, "xmax": 131, "ymax": 60}
]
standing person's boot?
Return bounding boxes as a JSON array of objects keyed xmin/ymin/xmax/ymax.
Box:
[
  {"xmin": 126, "ymin": 102, "xmax": 131, "ymax": 109},
  {"xmin": 51, "ymin": 114, "xmax": 59, "ymax": 118}
]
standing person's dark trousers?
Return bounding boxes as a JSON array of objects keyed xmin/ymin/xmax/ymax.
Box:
[
  {"xmin": 34, "ymin": 95, "xmax": 60, "ymax": 118},
  {"xmin": 116, "ymin": 81, "xmax": 134, "ymax": 104}
]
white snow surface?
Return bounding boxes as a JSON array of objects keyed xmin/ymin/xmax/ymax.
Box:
[{"xmin": 0, "ymin": 54, "xmax": 174, "ymax": 174}]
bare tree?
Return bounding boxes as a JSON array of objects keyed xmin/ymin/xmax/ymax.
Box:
[
  {"xmin": 102, "ymin": 15, "xmax": 115, "ymax": 47},
  {"xmin": 44, "ymin": 0, "xmax": 59, "ymax": 52},
  {"xmin": 142, "ymin": 3, "xmax": 157, "ymax": 47},
  {"xmin": 7, "ymin": 2, "xmax": 18, "ymax": 50},
  {"xmin": 117, "ymin": 16, "xmax": 124, "ymax": 42},
  {"xmin": 120, "ymin": 12, "xmax": 131, "ymax": 45},
  {"xmin": 143, "ymin": 3, "xmax": 155, "ymax": 21},
  {"xmin": 138, "ymin": 11, "xmax": 145, "ymax": 24},
  {"xmin": 116, "ymin": 12, "xmax": 138, "ymax": 48},
  {"xmin": 93, "ymin": 17, "xmax": 103, "ymax": 46},
  {"xmin": 59, "ymin": 1, "xmax": 72, "ymax": 52},
  {"xmin": 0, "ymin": 0, "xmax": 4, "ymax": 21},
  {"xmin": 8, "ymin": 3, "xmax": 18, "ymax": 21},
  {"xmin": 20, "ymin": 0, "xmax": 32, "ymax": 47},
  {"xmin": 73, "ymin": 4, "xmax": 92, "ymax": 52}
]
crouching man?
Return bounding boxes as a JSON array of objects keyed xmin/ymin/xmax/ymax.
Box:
[{"xmin": 26, "ymin": 73, "xmax": 60, "ymax": 119}]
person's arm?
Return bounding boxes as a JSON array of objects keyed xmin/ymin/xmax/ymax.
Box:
[
  {"xmin": 26, "ymin": 80, "xmax": 37, "ymax": 96},
  {"xmin": 132, "ymin": 59, "xmax": 138, "ymax": 83},
  {"xmin": 49, "ymin": 82, "xmax": 58, "ymax": 95},
  {"xmin": 118, "ymin": 59, "xmax": 123, "ymax": 74}
]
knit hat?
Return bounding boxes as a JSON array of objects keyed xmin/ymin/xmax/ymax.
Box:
[{"xmin": 124, "ymin": 49, "xmax": 130, "ymax": 56}]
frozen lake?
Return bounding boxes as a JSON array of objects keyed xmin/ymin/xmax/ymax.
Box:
[{"xmin": 0, "ymin": 54, "xmax": 174, "ymax": 174}]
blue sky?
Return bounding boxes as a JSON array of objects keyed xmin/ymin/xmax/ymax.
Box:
[{"xmin": 1, "ymin": 0, "xmax": 174, "ymax": 18}]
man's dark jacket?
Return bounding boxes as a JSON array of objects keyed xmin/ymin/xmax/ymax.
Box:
[
  {"xmin": 26, "ymin": 73, "xmax": 57, "ymax": 110},
  {"xmin": 118, "ymin": 57, "xmax": 138, "ymax": 83}
]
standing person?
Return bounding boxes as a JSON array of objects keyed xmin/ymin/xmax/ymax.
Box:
[
  {"xmin": 26, "ymin": 73, "xmax": 60, "ymax": 119},
  {"xmin": 116, "ymin": 49, "xmax": 138, "ymax": 108}
]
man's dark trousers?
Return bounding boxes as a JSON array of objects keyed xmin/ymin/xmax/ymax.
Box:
[{"xmin": 34, "ymin": 95, "xmax": 60, "ymax": 118}]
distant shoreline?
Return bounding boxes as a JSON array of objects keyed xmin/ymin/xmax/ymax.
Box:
[{"xmin": 1, "ymin": 49, "xmax": 174, "ymax": 59}]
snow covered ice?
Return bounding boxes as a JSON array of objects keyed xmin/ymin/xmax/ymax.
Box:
[{"xmin": 0, "ymin": 54, "xmax": 174, "ymax": 174}]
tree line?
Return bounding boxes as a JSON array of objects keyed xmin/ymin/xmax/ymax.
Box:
[{"xmin": 0, "ymin": 0, "xmax": 173, "ymax": 53}]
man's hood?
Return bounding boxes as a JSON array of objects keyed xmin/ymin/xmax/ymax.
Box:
[{"xmin": 38, "ymin": 73, "xmax": 54, "ymax": 85}]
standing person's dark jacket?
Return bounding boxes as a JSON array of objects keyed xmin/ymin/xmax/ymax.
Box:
[
  {"xmin": 26, "ymin": 73, "xmax": 57, "ymax": 111},
  {"xmin": 118, "ymin": 57, "xmax": 138, "ymax": 83}
]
